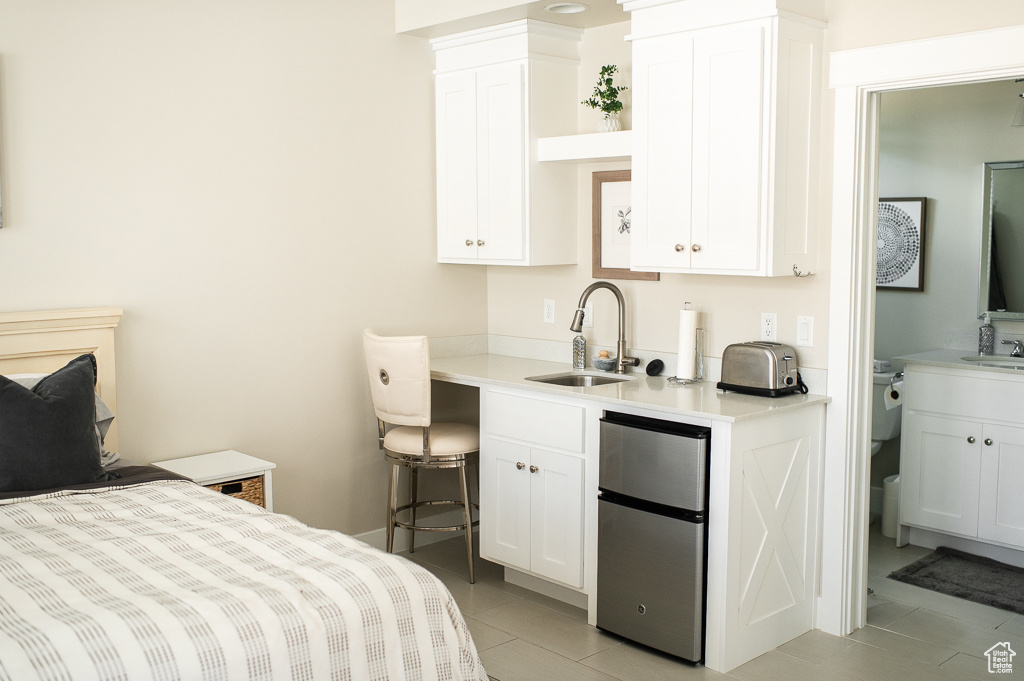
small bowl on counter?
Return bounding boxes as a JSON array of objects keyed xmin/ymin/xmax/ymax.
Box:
[{"xmin": 592, "ymin": 356, "xmax": 617, "ymax": 372}]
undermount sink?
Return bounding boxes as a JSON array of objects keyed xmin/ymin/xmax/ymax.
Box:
[
  {"xmin": 525, "ymin": 372, "xmax": 635, "ymax": 387},
  {"xmin": 978, "ymin": 362, "xmax": 1024, "ymax": 370},
  {"xmin": 961, "ymin": 356, "xmax": 1024, "ymax": 369}
]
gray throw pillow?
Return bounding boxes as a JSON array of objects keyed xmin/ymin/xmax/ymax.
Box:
[{"xmin": 0, "ymin": 354, "xmax": 106, "ymax": 492}]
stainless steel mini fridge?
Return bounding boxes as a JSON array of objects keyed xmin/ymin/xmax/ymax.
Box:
[{"xmin": 596, "ymin": 411, "xmax": 710, "ymax": 663}]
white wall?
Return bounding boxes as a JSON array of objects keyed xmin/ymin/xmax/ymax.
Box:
[
  {"xmin": 875, "ymin": 80, "xmax": 1024, "ymax": 362},
  {"xmin": 0, "ymin": 0, "xmax": 489, "ymax": 535}
]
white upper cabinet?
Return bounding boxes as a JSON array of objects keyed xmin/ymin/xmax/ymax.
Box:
[
  {"xmin": 432, "ymin": 21, "xmax": 580, "ymax": 266},
  {"xmin": 624, "ymin": 0, "xmax": 825, "ymax": 277}
]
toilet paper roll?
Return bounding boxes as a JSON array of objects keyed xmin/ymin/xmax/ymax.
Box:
[
  {"xmin": 676, "ymin": 308, "xmax": 698, "ymax": 380},
  {"xmin": 884, "ymin": 380, "xmax": 904, "ymax": 410}
]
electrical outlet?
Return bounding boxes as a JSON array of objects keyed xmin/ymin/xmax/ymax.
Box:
[
  {"xmin": 543, "ymin": 299, "xmax": 555, "ymax": 324},
  {"xmin": 796, "ymin": 316, "xmax": 814, "ymax": 347},
  {"xmin": 760, "ymin": 312, "xmax": 778, "ymax": 342},
  {"xmin": 582, "ymin": 303, "xmax": 594, "ymax": 328}
]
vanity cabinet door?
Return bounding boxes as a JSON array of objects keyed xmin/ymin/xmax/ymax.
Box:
[
  {"xmin": 529, "ymin": 448, "xmax": 584, "ymax": 588},
  {"xmin": 480, "ymin": 437, "xmax": 532, "ymax": 572},
  {"xmin": 900, "ymin": 413, "xmax": 982, "ymax": 537},
  {"xmin": 978, "ymin": 423, "xmax": 1024, "ymax": 547}
]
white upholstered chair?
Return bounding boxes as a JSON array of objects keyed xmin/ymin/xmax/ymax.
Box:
[{"xmin": 362, "ymin": 329, "xmax": 478, "ymax": 582}]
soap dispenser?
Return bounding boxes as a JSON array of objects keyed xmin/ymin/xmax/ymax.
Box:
[
  {"xmin": 572, "ymin": 333, "xmax": 587, "ymax": 370},
  {"xmin": 980, "ymin": 313, "xmax": 996, "ymax": 355}
]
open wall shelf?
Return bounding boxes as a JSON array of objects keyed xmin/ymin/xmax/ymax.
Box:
[{"xmin": 537, "ymin": 130, "xmax": 631, "ymax": 163}]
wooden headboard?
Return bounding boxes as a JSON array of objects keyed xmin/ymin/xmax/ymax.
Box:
[{"xmin": 0, "ymin": 308, "xmax": 123, "ymax": 451}]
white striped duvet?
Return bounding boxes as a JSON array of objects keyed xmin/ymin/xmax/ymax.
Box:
[{"xmin": 0, "ymin": 480, "xmax": 488, "ymax": 681}]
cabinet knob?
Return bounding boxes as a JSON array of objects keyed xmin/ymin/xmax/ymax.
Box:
[
  {"xmin": 674, "ymin": 244, "xmax": 685, "ymax": 252},
  {"xmin": 477, "ymin": 239, "xmax": 485, "ymax": 247},
  {"xmin": 466, "ymin": 239, "xmax": 474, "ymax": 247},
  {"xmin": 516, "ymin": 461, "xmax": 525, "ymax": 470},
  {"xmin": 968, "ymin": 436, "xmax": 975, "ymax": 443},
  {"xmin": 692, "ymin": 244, "xmax": 702, "ymax": 252},
  {"xmin": 530, "ymin": 465, "xmax": 539, "ymax": 473},
  {"xmin": 985, "ymin": 438, "xmax": 994, "ymax": 446}
]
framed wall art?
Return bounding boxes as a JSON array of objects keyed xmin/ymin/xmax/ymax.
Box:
[
  {"xmin": 592, "ymin": 170, "xmax": 658, "ymax": 281},
  {"xmin": 876, "ymin": 197, "xmax": 927, "ymax": 291}
]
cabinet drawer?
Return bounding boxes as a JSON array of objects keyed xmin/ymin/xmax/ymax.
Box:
[
  {"xmin": 485, "ymin": 390, "xmax": 585, "ymax": 453},
  {"xmin": 906, "ymin": 368, "xmax": 1024, "ymax": 422}
]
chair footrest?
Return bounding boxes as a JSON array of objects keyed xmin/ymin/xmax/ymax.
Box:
[{"xmin": 394, "ymin": 499, "xmax": 479, "ymax": 533}]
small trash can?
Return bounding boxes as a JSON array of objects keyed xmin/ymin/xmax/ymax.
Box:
[{"xmin": 882, "ymin": 474, "xmax": 900, "ymax": 538}]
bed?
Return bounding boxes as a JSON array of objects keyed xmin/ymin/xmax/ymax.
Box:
[{"xmin": 0, "ymin": 308, "xmax": 488, "ymax": 681}]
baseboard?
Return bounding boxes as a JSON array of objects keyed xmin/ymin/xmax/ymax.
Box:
[
  {"xmin": 906, "ymin": 526, "xmax": 1024, "ymax": 569},
  {"xmin": 504, "ymin": 567, "xmax": 588, "ymax": 609},
  {"xmin": 354, "ymin": 509, "xmax": 469, "ymax": 553}
]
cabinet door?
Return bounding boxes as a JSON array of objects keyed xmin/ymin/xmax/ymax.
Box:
[
  {"xmin": 475, "ymin": 63, "xmax": 525, "ymax": 262},
  {"xmin": 529, "ymin": 448, "xmax": 584, "ymax": 588},
  {"xmin": 479, "ymin": 437, "xmax": 531, "ymax": 571},
  {"xmin": 978, "ymin": 424, "xmax": 1024, "ymax": 547},
  {"xmin": 688, "ymin": 23, "xmax": 764, "ymax": 272},
  {"xmin": 900, "ymin": 413, "xmax": 982, "ymax": 536},
  {"xmin": 630, "ymin": 33, "xmax": 695, "ymax": 270},
  {"xmin": 436, "ymin": 70, "xmax": 479, "ymax": 260}
]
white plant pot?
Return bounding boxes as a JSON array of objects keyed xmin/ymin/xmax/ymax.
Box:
[{"xmin": 598, "ymin": 112, "xmax": 621, "ymax": 133}]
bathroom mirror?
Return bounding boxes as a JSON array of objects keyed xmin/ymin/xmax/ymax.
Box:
[{"xmin": 978, "ymin": 160, "xmax": 1024, "ymax": 320}]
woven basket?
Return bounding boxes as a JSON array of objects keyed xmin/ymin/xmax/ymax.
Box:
[{"xmin": 206, "ymin": 475, "xmax": 265, "ymax": 507}]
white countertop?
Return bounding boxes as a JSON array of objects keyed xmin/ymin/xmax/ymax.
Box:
[
  {"xmin": 431, "ymin": 354, "xmax": 829, "ymax": 423},
  {"xmin": 898, "ymin": 349, "xmax": 1024, "ymax": 375}
]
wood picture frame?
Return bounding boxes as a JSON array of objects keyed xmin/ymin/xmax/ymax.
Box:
[
  {"xmin": 592, "ymin": 170, "xmax": 658, "ymax": 281},
  {"xmin": 876, "ymin": 197, "xmax": 927, "ymax": 291}
]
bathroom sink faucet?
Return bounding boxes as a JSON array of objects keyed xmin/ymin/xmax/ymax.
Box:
[
  {"xmin": 569, "ymin": 281, "xmax": 639, "ymax": 374},
  {"xmin": 1002, "ymin": 339, "xmax": 1024, "ymax": 357}
]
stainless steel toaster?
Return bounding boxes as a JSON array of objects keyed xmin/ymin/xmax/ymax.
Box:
[{"xmin": 717, "ymin": 341, "xmax": 800, "ymax": 397}]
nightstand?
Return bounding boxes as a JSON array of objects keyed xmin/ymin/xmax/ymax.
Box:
[{"xmin": 153, "ymin": 450, "xmax": 277, "ymax": 511}]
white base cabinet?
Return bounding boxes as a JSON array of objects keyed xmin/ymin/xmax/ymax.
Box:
[
  {"xmin": 480, "ymin": 388, "xmax": 587, "ymax": 589},
  {"xmin": 900, "ymin": 363, "xmax": 1024, "ymax": 551},
  {"xmin": 473, "ymin": 381, "xmax": 825, "ymax": 673},
  {"xmin": 481, "ymin": 438, "xmax": 584, "ymax": 587}
]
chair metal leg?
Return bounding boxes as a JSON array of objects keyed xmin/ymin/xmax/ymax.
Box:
[
  {"xmin": 458, "ymin": 463, "xmax": 475, "ymax": 584},
  {"xmin": 386, "ymin": 462, "xmax": 400, "ymax": 554},
  {"xmin": 409, "ymin": 466, "xmax": 419, "ymax": 553}
]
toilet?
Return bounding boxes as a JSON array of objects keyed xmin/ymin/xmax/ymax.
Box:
[{"xmin": 871, "ymin": 369, "xmax": 903, "ymax": 456}]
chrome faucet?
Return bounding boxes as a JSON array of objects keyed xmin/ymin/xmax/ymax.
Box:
[
  {"xmin": 1002, "ymin": 339, "xmax": 1024, "ymax": 357},
  {"xmin": 569, "ymin": 281, "xmax": 639, "ymax": 374}
]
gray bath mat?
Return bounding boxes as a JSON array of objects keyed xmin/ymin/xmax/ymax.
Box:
[{"xmin": 888, "ymin": 546, "xmax": 1024, "ymax": 615}]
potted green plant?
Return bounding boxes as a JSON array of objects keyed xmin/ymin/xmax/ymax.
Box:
[{"xmin": 582, "ymin": 64, "xmax": 627, "ymax": 132}]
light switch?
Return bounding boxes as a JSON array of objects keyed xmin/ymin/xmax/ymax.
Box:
[{"xmin": 796, "ymin": 316, "xmax": 814, "ymax": 347}]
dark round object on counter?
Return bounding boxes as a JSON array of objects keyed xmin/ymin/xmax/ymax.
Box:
[{"xmin": 646, "ymin": 359, "xmax": 664, "ymax": 376}]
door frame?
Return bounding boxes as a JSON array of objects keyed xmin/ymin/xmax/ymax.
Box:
[{"xmin": 821, "ymin": 24, "xmax": 1024, "ymax": 636}]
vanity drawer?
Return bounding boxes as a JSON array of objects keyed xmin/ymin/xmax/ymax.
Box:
[
  {"xmin": 906, "ymin": 367, "xmax": 1024, "ymax": 423},
  {"xmin": 484, "ymin": 390, "xmax": 585, "ymax": 453}
]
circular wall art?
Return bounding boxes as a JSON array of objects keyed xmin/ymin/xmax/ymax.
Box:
[{"xmin": 876, "ymin": 199, "xmax": 926, "ymax": 290}]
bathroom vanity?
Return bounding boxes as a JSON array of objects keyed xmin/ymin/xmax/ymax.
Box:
[{"xmin": 898, "ymin": 350, "xmax": 1024, "ymax": 559}]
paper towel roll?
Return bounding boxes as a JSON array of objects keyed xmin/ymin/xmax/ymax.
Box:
[
  {"xmin": 884, "ymin": 380, "xmax": 904, "ymax": 410},
  {"xmin": 676, "ymin": 307, "xmax": 698, "ymax": 380}
]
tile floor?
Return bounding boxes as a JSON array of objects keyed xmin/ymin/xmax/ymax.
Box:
[{"xmin": 400, "ymin": 522, "xmax": 1024, "ymax": 680}]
